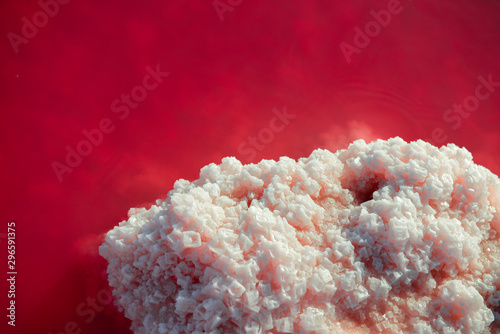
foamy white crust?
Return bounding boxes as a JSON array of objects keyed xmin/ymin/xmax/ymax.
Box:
[{"xmin": 99, "ymin": 137, "xmax": 500, "ymax": 333}]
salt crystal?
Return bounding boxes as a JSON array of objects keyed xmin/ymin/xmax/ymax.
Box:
[
  {"xmin": 237, "ymin": 233, "xmax": 254, "ymax": 252},
  {"xmin": 293, "ymin": 277, "xmax": 307, "ymax": 299},
  {"xmin": 227, "ymin": 279, "xmax": 246, "ymax": 298},
  {"xmin": 309, "ymin": 273, "xmax": 325, "ymax": 293},
  {"xmin": 245, "ymin": 289, "xmax": 260, "ymax": 307},
  {"xmin": 243, "ymin": 321, "xmax": 261, "ymax": 334},
  {"xmin": 181, "ymin": 231, "xmax": 201, "ymax": 248},
  {"xmin": 262, "ymin": 295, "xmax": 280, "ymax": 310},
  {"xmin": 258, "ymin": 312, "xmax": 273, "ymax": 330},
  {"xmin": 259, "ymin": 282, "xmax": 272, "ymax": 296},
  {"xmin": 275, "ymin": 317, "xmax": 293, "ymax": 333}
]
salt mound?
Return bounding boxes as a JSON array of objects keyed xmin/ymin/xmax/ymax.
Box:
[{"xmin": 99, "ymin": 137, "xmax": 500, "ymax": 333}]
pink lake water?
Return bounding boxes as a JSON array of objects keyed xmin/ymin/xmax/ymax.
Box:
[{"xmin": 1, "ymin": 0, "xmax": 499, "ymax": 333}]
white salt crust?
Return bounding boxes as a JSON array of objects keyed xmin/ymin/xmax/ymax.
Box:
[{"xmin": 99, "ymin": 138, "xmax": 500, "ymax": 333}]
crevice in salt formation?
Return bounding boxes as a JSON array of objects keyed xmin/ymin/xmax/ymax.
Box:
[
  {"xmin": 233, "ymin": 188, "xmax": 264, "ymax": 207},
  {"xmin": 429, "ymin": 268, "xmax": 449, "ymax": 287},
  {"xmin": 356, "ymin": 179, "xmax": 383, "ymax": 204},
  {"xmin": 245, "ymin": 191, "xmax": 261, "ymax": 207},
  {"xmin": 342, "ymin": 172, "xmax": 386, "ymax": 206}
]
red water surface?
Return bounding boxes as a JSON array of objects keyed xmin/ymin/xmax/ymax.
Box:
[{"xmin": 0, "ymin": 1, "xmax": 499, "ymax": 333}]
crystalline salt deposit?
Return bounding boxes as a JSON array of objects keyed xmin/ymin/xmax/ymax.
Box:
[{"xmin": 100, "ymin": 138, "xmax": 500, "ymax": 333}]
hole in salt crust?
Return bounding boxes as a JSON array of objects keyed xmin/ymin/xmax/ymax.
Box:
[
  {"xmin": 342, "ymin": 173, "xmax": 386, "ymax": 205},
  {"xmin": 355, "ymin": 178, "xmax": 384, "ymax": 204}
]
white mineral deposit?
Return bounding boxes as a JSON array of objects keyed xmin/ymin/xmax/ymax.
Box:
[{"xmin": 100, "ymin": 137, "xmax": 500, "ymax": 333}]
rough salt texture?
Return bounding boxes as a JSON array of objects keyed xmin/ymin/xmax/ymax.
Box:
[{"xmin": 99, "ymin": 137, "xmax": 500, "ymax": 334}]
